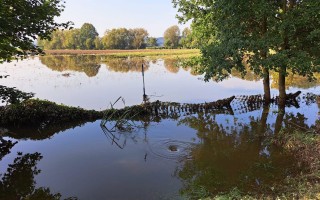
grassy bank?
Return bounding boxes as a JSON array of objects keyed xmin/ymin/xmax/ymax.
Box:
[
  {"xmin": 43, "ymin": 49, "xmax": 200, "ymax": 58},
  {"xmin": 0, "ymin": 99, "xmax": 103, "ymax": 127}
]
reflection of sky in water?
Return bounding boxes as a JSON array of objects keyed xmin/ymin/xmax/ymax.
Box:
[{"xmin": 0, "ymin": 57, "xmax": 284, "ymax": 110}]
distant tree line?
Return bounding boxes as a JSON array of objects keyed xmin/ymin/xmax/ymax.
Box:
[{"xmin": 38, "ymin": 23, "xmax": 198, "ymax": 50}]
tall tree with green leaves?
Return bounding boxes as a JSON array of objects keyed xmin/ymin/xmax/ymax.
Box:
[
  {"xmin": 0, "ymin": 0, "xmax": 72, "ymax": 62},
  {"xmin": 63, "ymin": 29, "xmax": 81, "ymax": 49},
  {"xmin": 102, "ymin": 28, "xmax": 132, "ymax": 49},
  {"xmin": 164, "ymin": 25, "xmax": 180, "ymax": 49},
  {"xmin": 79, "ymin": 23, "xmax": 99, "ymax": 49},
  {"xmin": 38, "ymin": 30, "xmax": 65, "ymax": 49},
  {"xmin": 173, "ymin": 0, "xmax": 320, "ymax": 104},
  {"xmin": 94, "ymin": 36, "xmax": 103, "ymax": 50},
  {"xmin": 130, "ymin": 28, "xmax": 148, "ymax": 49},
  {"xmin": 179, "ymin": 27, "xmax": 198, "ymax": 49}
]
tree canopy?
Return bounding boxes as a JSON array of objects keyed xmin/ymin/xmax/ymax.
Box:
[
  {"xmin": 130, "ymin": 28, "xmax": 149, "ymax": 49},
  {"xmin": 164, "ymin": 25, "xmax": 180, "ymax": 48},
  {"xmin": 179, "ymin": 27, "xmax": 198, "ymax": 49},
  {"xmin": 173, "ymin": 0, "xmax": 320, "ymax": 103},
  {"xmin": 79, "ymin": 23, "xmax": 99, "ymax": 49},
  {"xmin": 38, "ymin": 23, "xmax": 100, "ymax": 50},
  {"xmin": 0, "ymin": 0, "xmax": 72, "ymax": 62}
]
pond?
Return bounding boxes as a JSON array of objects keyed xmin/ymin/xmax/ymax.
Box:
[{"xmin": 0, "ymin": 55, "xmax": 319, "ymax": 199}]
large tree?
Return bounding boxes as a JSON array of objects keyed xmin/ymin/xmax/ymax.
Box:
[
  {"xmin": 164, "ymin": 25, "xmax": 180, "ymax": 49},
  {"xmin": 130, "ymin": 28, "xmax": 148, "ymax": 49},
  {"xmin": 173, "ymin": 0, "xmax": 320, "ymax": 104},
  {"xmin": 179, "ymin": 27, "xmax": 198, "ymax": 49},
  {"xmin": 38, "ymin": 30, "xmax": 65, "ymax": 49},
  {"xmin": 102, "ymin": 28, "xmax": 132, "ymax": 49},
  {"xmin": 79, "ymin": 23, "xmax": 99, "ymax": 49},
  {"xmin": 0, "ymin": 0, "xmax": 71, "ymax": 62},
  {"xmin": 63, "ymin": 28, "xmax": 81, "ymax": 49}
]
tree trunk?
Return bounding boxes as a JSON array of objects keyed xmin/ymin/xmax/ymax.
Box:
[
  {"xmin": 260, "ymin": 16, "xmax": 270, "ymax": 103},
  {"xmin": 263, "ymin": 68, "xmax": 271, "ymax": 103},
  {"xmin": 279, "ymin": 0, "xmax": 289, "ymax": 107},
  {"xmin": 279, "ymin": 66, "xmax": 286, "ymax": 106}
]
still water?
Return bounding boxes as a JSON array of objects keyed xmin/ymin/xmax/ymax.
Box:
[
  {"xmin": 4, "ymin": 55, "xmax": 318, "ymax": 110},
  {"xmin": 0, "ymin": 55, "xmax": 319, "ymax": 199}
]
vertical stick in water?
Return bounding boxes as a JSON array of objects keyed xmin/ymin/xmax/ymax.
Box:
[{"xmin": 142, "ymin": 64, "xmax": 147, "ymax": 102}]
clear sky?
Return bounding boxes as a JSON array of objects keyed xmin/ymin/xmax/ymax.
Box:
[{"xmin": 56, "ymin": 0, "xmax": 190, "ymax": 37}]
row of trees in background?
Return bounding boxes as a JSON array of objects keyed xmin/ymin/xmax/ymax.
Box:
[
  {"xmin": 38, "ymin": 23, "xmax": 151, "ymax": 50},
  {"xmin": 37, "ymin": 23, "xmax": 198, "ymax": 50}
]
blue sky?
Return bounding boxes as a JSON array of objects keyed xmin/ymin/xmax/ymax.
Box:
[{"xmin": 56, "ymin": 0, "xmax": 190, "ymax": 37}]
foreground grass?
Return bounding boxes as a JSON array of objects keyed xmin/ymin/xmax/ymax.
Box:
[{"xmin": 44, "ymin": 49, "xmax": 200, "ymax": 59}]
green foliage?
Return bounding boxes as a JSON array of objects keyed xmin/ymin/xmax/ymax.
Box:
[
  {"xmin": 179, "ymin": 27, "xmax": 198, "ymax": 49},
  {"xmin": 164, "ymin": 25, "xmax": 180, "ymax": 48},
  {"xmin": 0, "ymin": 138, "xmax": 17, "ymax": 160},
  {"xmin": 212, "ymin": 188, "xmax": 247, "ymax": 200},
  {"xmin": 173, "ymin": 0, "xmax": 320, "ymax": 82},
  {"xmin": 38, "ymin": 23, "xmax": 200, "ymax": 50},
  {"xmin": 102, "ymin": 28, "xmax": 149, "ymax": 50},
  {"xmin": 64, "ymin": 29, "xmax": 81, "ymax": 49},
  {"xmin": 146, "ymin": 37, "xmax": 158, "ymax": 47},
  {"xmin": 130, "ymin": 28, "xmax": 149, "ymax": 49},
  {"xmin": 79, "ymin": 23, "xmax": 99, "ymax": 49},
  {"xmin": 0, "ymin": 99, "xmax": 103, "ymax": 127},
  {"xmin": 0, "ymin": 0, "xmax": 72, "ymax": 62},
  {"xmin": 38, "ymin": 23, "xmax": 99, "ymax": 50},
  {"xmin": 102, "ymin": 28, "xmax": 132, "ymax": 49},
  {"xmin": 38, "ymin": 29, "xmax": 65, "ymax": 49},
  {"xmin": 94, "ymin": 36, "xmax": 103, "ymax": 50}
]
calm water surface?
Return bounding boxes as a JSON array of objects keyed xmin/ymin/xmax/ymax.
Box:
[
  {"xmin": 3, "ymin": 55, "xmax": 316, "ymax": 110},
  {"xmin": 0, "ymin": 55, "xmax": 319, "ymax": 199}
]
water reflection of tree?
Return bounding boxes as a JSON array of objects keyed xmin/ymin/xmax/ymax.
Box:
[
  {"xmin": 0, "ymin": 138, "xmax": 17, "ymax": 160},
  {"xmin": 271, "ymin": 71, "xmax": 320, "ymax": 89},
  {"xmin": 0, "ymin": 149, "xmax": 69, "ymax": 200},
  {"xmin": 4, "ymin": 120, "xmax": 93, "ymax": 141},
  {"xmin": 163, "ymin": 58, "xmax": 180, "ymax": 73},
  {"xmin": 103, "ymin": 58, "xmax": 150, "ymax": 73},
  {"xmin": 104, "ymin": 57, "xmax": 182, "ymax": 74},
  {"xmin": 231, "ymin": 68, "xmax": 261, "ymax": 81},
  {"xmin": 176, "ymin": 105, "xmax": 311, "ymax": 199},
  {"xmin": 0, "ymin": 138, "xmax": 77, "ymax": 199},
  {"xmin": 40, "ymin": 55, "xmax": 101, "ymax": 77}
]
